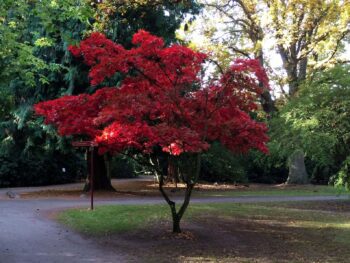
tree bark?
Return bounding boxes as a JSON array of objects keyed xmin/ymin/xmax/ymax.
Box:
[
  {"xmin": 157, "ymin": 154, "xmax": 200, "ymax": 233},
  {"xmin": 83, "ymin": 148, "xmax": 115, "ymax": 191},
  {"xmin": 286, "ymin": 150, "xmax": 309, "ymax": 184},
  {"xmin": 172, "ymin": 214, "xmax": 181, "ymax": 233},
  {"xmin": 166, "ymin": 155, "xmax": 180, "ymax": 188},
  {"xmin": 260, "ymin": 89, "xmax": 277, "ymax": 114},
  {"xmin": 288, "ymin": 80, "xmax": 299, "ymax": 97},
  {"xmin": 159, "ymin": 175, "xmax": 194, "ymax": 233},
  {"xmin": 255, "ymin": 50, "xmax": 277, "ymax": 115}
]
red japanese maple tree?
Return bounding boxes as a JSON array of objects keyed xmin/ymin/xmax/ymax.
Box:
[{"xmin": 34, "ymin": 30, "xmax": 269, "ymax": 233}]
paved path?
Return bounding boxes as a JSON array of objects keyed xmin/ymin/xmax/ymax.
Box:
[
  {"xmin": 0, "ymin": 177, "xmax": 151, "ymax": 196},
  {"xmin": 0, "ymin": 199, "xmax": 128, "ymax": 263},
  {"xmin": 0, "ymin": 185, "xmax": 349, "ymax": 263}
]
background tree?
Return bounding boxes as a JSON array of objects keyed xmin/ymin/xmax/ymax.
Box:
[
  {"xmin": 81, "ymin": 0, "xmax": 202, "ymax": 190},
  {"xmin": 35, "ymin": 31, "xmax": 269, "ymax": 233},
  {"xmin": 0, "ymin": 0, "xmax": 199, "ymax": 188},
  {"xmin": 195, "ymin": 0, "xmax": 350, "ymax": 97},
  {"xmin": 187, "ymin": 0, "xmax": 350, "ymax": 184},
  {"xmin": 91, "ymin": 0, "xmax": 200, "ymax": 45},
  {"xmin": 250, "ymin": 65, "xmax": 350, "ymax": 185},
  {"xmin": 265, "ymin": 0, "xmax": 350, "ymax": 96},
  {"xmin": 192, "ymin": 0, "xmax": 276, "ymax": 114},
  {"xmin": 0, "ymin": 0, "xmax": 92, "ymax": 187}
]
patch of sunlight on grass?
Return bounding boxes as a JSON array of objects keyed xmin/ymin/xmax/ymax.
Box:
[
  {"xmin": 197, "ymin": 185, "xmax": 348, "ymax": 197},
  {"xmin": 294, "ymin": 221, "xmax": 350, "ymax": 230},
  {"xmin": 201, "ymin": 202, "xmax": 350, "ymax": 246},
  {"xmin": 293, "ymin": 221, "xmax": 350, "ymax": 246}
]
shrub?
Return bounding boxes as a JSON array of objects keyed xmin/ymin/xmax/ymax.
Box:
[
  {"xmin": 200, "ymin": 142, "xmax": 248, "ymax": 183},
  {"xmin": 0, "ymin": 152, "xmax": 85, "ymax": 187},
  {"xmin": 110, "ymin": 155, "xmax": 139, "ymax": 178}
]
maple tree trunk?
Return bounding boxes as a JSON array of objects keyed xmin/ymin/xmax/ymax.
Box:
[
  {"xmin": 158, "ymin": 154, "xmax": 200, "ymax": 233},
  {"xmin": 167, "ymin": 156, "xmax": 179, "ymax": 188},
  {"xmin": 159, "ymin": 175, "xmax": 194, "ymax": 233},
  {"xmin": 83, "ymin": 148, "xmax": 115, "ymax": 192},
  {"xmin": 172, "ymin": 217, "xmax": 181, "ymax": 233}
]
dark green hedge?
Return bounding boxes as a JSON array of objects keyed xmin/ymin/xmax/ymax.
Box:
[{"xmin": 0, "ymin": 152, "xmax": 85, "ymax": 187}]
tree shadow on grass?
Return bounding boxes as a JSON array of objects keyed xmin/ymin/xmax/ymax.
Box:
[{"xmin": 93, "ymin": 214, "xmax": 350, "ymax": 263}]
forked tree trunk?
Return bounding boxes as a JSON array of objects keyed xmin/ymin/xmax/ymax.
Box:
[
  {"xmin": 159, "ymin": 176, "xmax": 194, "ymax": 233},
  {"xmin": 158, "ymin": 154, "xmax": 200, "ymax": 233},
  {"xmin": 83, "ymin": 148, "xmax": 115, "ymax": 192}
]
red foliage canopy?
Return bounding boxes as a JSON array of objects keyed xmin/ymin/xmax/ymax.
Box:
[{"xmin": 34, "ymin": 30, "xmax": 269, "ymax": 156}]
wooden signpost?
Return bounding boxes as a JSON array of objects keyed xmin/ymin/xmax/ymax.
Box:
[{"xmin": 72, "ymin": 141, "xmax": 98, "ymax": 210}]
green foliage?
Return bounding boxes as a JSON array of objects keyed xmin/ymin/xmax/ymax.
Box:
[
  {"xmin": 333, "ymin": 156, "xmax": 350, "ymax": 191},
  {"xmin": 246, "ymin": 146, "xmax": 288, "ymax": 184},
  {"xmin": 200, "ymin": 142, "xmax": 247, "ymax": 183},
  {"xmin": 259, "ymin": 65, "xmax": 350, "ymax": 184},
  {"xmin": 92, "ymin": 0, "xmax": 200, "ymax": 46},
  {"xmin": 0, "ymin": 152, "xmax": 85, "ymax": 187},
  {"xmin": 0, "ymin": 89, "xmax": 14, "ymax": 119},
  {"xmin": 0, "ymin": 105, "xmax": 85, "ymax": 187},
  {"xmin": 110, "ymin": 155, "xmax": 139, "ymax": 178},
  {"xmin": 0, "ymin": 0, "xmax": 93, "ymax": 189}
]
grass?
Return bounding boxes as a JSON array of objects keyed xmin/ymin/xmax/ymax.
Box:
[
  {"xmin": 22, "ymin": 180, "xmax": 349, "ymax": 200},
  {"xmin": 58, "ymin": 204, "xmax": 170, "ymax": 235},
  {"xmin": 58, "ymin": 201, "xmax": 350, "ymax": 246},
  {"xmin": 194, "ymin": 185, "xmax": 348, "ymax": 197},
  {"xmin": 58, "ymin": 201, "xmax": 350, "ymax": 262}
]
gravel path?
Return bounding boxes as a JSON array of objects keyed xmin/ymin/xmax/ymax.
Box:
[{"xmin": 0, "ymin": 183, "xmax": 348, "ymax": 263}]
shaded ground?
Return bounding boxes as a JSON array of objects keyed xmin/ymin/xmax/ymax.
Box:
[
  {"xmin": 16, "ymin": 179, "xmax": 253, "ymax": 199},
  {"xmin": 100, "ymin": 219, "xmax": 346, "ymax": 263},
  {"xmin": 83, "ymin": 201, "xmax": 350, "ymax": 263},
  {"xmin": 12, "ymin": 178, "xmax": 346, "ymax": 199}
]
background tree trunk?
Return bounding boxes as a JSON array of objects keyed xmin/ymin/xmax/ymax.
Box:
[
  {"xmin": 83, "ymin": 148, "xmax": 115, "ymax": 191},
  {"xmin": 256, "ymin": 50, "xmax": 277, "ymax": 115},
  {"xmin": 261, "ymin": 89, "xmax": 277, "ymax": 114},
  {"xmin": 286, "ymin": 150, "xmax": 309, "ymax": 184}
]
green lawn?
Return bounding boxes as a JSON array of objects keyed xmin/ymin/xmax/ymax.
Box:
[
  {"xmin": 58, "ymin": 204, "xmax": 170, "ymax": 234},
  {"xmin": 58, "ymin": 201, "xmax": 350, "ymax": 244},
  {"xmin": 58, "ymin": 201, "xmax": 350, "ymax": 262},
  {"xmin": 193, "ymin": 185, "xmax": 348, "ymax": 197}
]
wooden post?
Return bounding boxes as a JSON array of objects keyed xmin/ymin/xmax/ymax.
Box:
[
  {"xmin": 90, "ymin": 146, "xmax": 94, "ymax": 210},
  {"xmin": 72, "ymin": 141, "xmax": 97, "ymax": 210}
]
